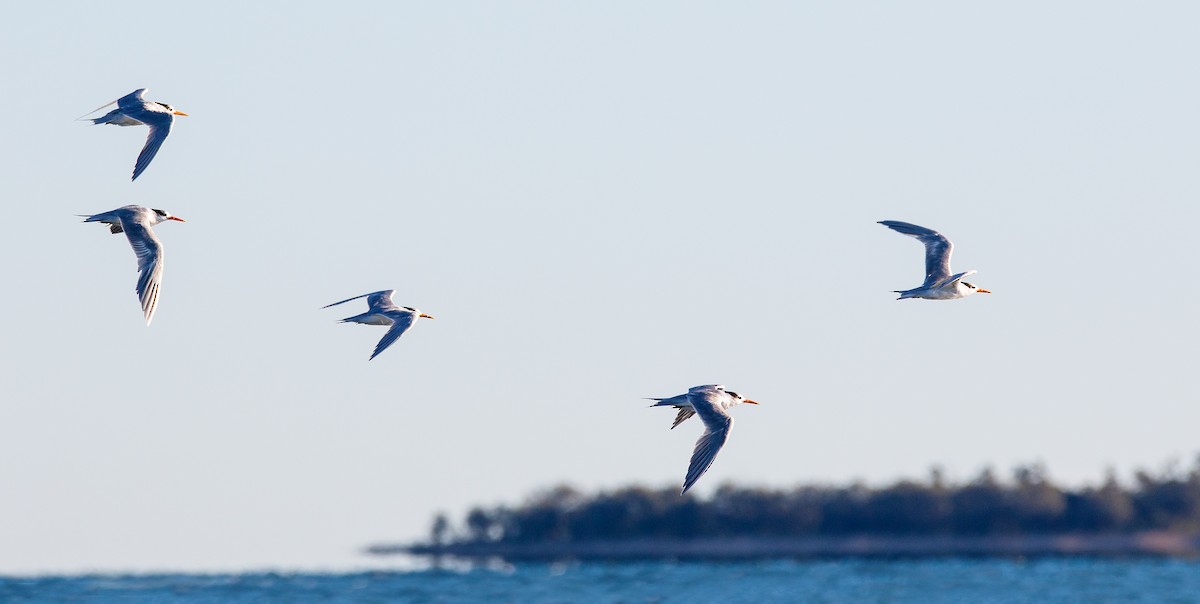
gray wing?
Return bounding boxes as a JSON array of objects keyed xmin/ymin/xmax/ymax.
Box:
[
  {"xmin": 117, "ymin": 88, "xmax": 148, "ymax": 109},
  {"xmin": 366, "ymin": 290, "xmax": 397, "ymax": 309},
  {"xmin": 131, "ymin": 111, "xmax": 174, "ymax": 181},
  {"xmin": 369, "ymin": 311, "xmax": 416, "ymax": 360},
  {"xmin": 680, "ymin": 388, "xmax": 734, "ymax": 495},
  {"xmin": 671, "ymin": 407, "xmax": 696, "ymax": 430},
  {"xmin": 879, "ymin": 220, "xmax": 954, "ymax": 287},
  {"xmin": 944, "ymin": 270, "xmax": 977, "ymax": 286},
  {"xmin": 322, "ymin": 289, "xmax": 395, "ymax": 310},
  {"xmin": 120, "ymin": 217, "xmax": 165, "ymax": 325},
  {"xmin": 76, "ymin": 89, "xmax": 145, "ymax": 121}
]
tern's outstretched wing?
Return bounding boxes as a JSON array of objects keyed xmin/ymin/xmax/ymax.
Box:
[
  {"xmin": 75, "ymin": 88, "xmax": 144, "ymax": 121},
  {"xmin": 322, "ymin": 290, "xmax": 396, "ymax": 310},
  {"xmin": 117, "ymin": 88, "xmax": 148, "ymax": 109},
  {"xmin": 369, "ymin": 312, "xmax": 416, "ymax": 360},
  {"xmin": 671, "ymin": 407, "xmax": 696, "ymax": 429},
  {"xmin": 879, "ymin": 220, "xmax": 954, "ymax": 288},
  {"xmin": 120, "ymin": 216, "xmax": 165, "ymax": 325},
  {"xmin": 366, "ymin": 290, "xmax": 398, "ymax": 309},
  {"xmin": 681, "ymin": 388, "xmax": 734, "ymax": 495},
  {"xmin": 131, "ymin": 111, "xmax": 174, "ymax": 181},
  {"xmin": 943, "ymin": 270, "xmax": 978, "ymax": 287}
]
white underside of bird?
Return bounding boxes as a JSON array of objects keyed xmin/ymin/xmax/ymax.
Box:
[
  {"xmin": 649, "ymin": 384, "xmax": 759, "ymax": 495},
  {"xmin": 897, "ymin": 270, "xmax": 980, "ymax": 300}
]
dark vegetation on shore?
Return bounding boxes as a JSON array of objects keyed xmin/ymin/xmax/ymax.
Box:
[{"xmin": 422, "ymin": 459, "xmax": 1200, "ymax": 547}]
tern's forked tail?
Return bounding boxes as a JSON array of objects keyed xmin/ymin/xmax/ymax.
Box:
[{"xmin": 647, "ymin": 396, "xmax": 686, "ymax": 408}]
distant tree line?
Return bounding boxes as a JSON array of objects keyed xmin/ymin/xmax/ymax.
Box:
[{"xmin": 426, "ymin": 459, "xmax": 1200, "ymax": 545}]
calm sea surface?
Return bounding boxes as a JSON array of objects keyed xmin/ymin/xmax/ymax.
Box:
[{"xmin": 3, "ymin": 558, "xmax": 1199, "ymax": 603}]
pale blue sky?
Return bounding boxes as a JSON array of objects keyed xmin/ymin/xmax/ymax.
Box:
[{"xmin": 2, "ymin": 1, "xmax": 1199, "ymax": 573}]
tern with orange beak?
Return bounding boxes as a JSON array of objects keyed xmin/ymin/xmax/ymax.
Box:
[
  {"xmin": 80, "ymin": 88, "xmax": 188, "ymax": 181},
  {"xmin": 323, "ymin": 290, "xmax": 435, "ymax": 361},
  {"xmin": 81, "ymin": 205, "xmax": 186, "ymax": 325},
  {"xmin": 879, "ymin": 220, "xmax": 991, "ymax": 300},
  {"xmin": 648, "ymin": 385, "xmax": 759, "ymax": 495}
]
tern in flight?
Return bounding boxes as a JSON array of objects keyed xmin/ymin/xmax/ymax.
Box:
[
  {"xmin": 81, "ymin": 88, "xmax": 188, "ymax": 181},
  {"xmin": 648, "ymin": 384, "xmax": 759, "ymax": 495},
  {"xmin": 81, "ymin": 205, "xmax": 185, "ymax": 325},
  {"xmin": 323, "ymin": 290, "xmax": 435, "ymax": 360},
  {"xmin": 878, "ymin": 220, "xmax": 991, "ymax": 300}
]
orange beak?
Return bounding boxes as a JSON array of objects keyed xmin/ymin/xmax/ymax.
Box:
[
  {"xmin": 744, "ymin": 399, "xmax": 760, "ymax": 405},
  {"xmin": 419, "ymin": 313, "xmax": 436, "ymax": 319},
  {"xmin": 977, "ymin": 289, "xmax": 992, "ymax": 294},
  {"xmin": 168, "ymin": 216, "xmax": 186, "ymax": 222},
  {"xmin": 173, "ymin": 110, "xmax": 189, "ymax": 116}
]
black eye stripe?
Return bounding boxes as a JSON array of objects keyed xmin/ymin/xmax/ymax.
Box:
[{"xmin": 152, "ymin": 208, "xmax": 167, "ymax": 216}]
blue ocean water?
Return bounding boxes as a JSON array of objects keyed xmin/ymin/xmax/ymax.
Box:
[{"xmin": 3, "ymin": 558, "xmax": 1199, "ymax": 603}]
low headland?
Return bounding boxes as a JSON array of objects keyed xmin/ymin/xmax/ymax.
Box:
[{"xmin": 369, "ymin": 460, "xmax": 1200, "ymax": 561}]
